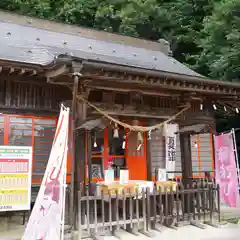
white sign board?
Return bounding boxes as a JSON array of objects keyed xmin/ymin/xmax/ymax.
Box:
[
  {"xmin": 164, "ymin": 124, "xmax": 178, "ymax": 179},
  {"xmin": 0, "ymin": 146, "xmax": 32, "ymax": 212},
  {"xmin": 23, "ymin": 105, "xmax": 69, "ymax": 240}
]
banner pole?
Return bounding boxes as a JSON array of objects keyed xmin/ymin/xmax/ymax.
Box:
[
  {"xmin": 61, "ymin": 183, "xmax": 67, "ymax": 240},
  {"xmin": 232, "ymin": 128, "xmax": 240, "ymax": 190}
]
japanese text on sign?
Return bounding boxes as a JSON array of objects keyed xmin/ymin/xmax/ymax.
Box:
[
  {"xmin": 167, "ymin": 136, "xmax": 176, "ymax": 162},
  {"xmin": 165, "ymin": 124, "xmax": 178, "ymax": 179}
]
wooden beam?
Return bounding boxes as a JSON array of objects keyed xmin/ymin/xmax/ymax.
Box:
[
  {"xmin": 91, "ymin": 109, "xmax": 170, "ymax": 119},
  {"xmin": 45, "ymin": 64, "xmax": 68, "ymax": 78},
  {"xmin": 86, "ymin": 84, "xmax": 180, "ymax": 97},
  {"xmin": 53, "ymin": 72, "xmax": 236, "ymax": 97},
  {"xmin": 81, "ymin": 61, "xmax": 240, "ymax": 92},
  {"xmin": 178, "ymin": 124, "xmax": 207, "ymax": 133},
  {"xmin": 0, "ymin": 73, "xmax": 46, "ymax": 85},
  {"xmin": 81, "ymin": 69, "xmax": 238, "ymax": 96},
  {"xmin": 0, "ymin": 60, "xmax": 43, "ymax": 72}
]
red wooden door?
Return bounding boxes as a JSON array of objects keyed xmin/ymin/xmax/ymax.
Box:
[{"xmin": 126, "ymin": 132, "xmax": 147, "ymax": 180}]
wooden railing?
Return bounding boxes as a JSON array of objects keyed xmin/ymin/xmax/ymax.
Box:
[{"xmin": 77, "ymin": 181, "xmax": 220, "ymax": 239}]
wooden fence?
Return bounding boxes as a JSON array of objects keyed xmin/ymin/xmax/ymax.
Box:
[{"xmin": 77, "ymin": 181, "xmax": 220, "ymax": 239}]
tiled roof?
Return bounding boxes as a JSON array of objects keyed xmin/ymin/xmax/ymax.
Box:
[{"xmin": 0, "ymin": 21, "xmax": 203, "ymax": 78}]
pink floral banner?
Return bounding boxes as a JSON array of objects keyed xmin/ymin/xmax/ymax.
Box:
[
  {"xmin": 23, "ymin": 105, "xmax": 70, "ymax": 240},
  {"xmin": 214, "ymin": 132, "xmax": 239, "ymax": 207}
]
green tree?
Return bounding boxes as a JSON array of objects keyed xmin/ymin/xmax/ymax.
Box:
[
  {"xmin": 165, "ymin": 0, "xmax": 214, "ymax": 65},
  {"xmin": 94, "ymin": 0, "xmax": 214, "ymax": 66},
  {"xmin": 195, "ymin": 0, "xmax": 240, "ymax": 81}
]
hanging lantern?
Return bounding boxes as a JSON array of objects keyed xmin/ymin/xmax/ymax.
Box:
[
  {"xmin": 236, "ymin": 108, "xmax": 239, "ymax": 114},
  {"xmin": 224, "ymin": 106, "xmax": 227, "ymax": 112},
  {"xmin": 113, "ymin": 123, "xmax": 119, "ymax": 138},
  {"xmin": 200, "ymin": 103, "xmax": 203, "ymax": 111},
  {"xmin": 194, "ymin": 141, "xmax": 198, "ymax": 148},
  {"xmin": 213, "ymin": 104, "xmax": 217, "ymax": 110}
]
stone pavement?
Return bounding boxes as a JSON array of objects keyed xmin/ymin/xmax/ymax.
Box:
[
  {"xmin": 220, "ymin": 206, "xmax": 240, "ymax": 220},
  {"xmin": 1, "ymin": 206, "xmax": 240, "ymax": 240},
  {"xmin": 2, "ymin": 222, "xmax": 239, "ymax": 240},
  {"xmin": 101, "ymin": 223, "xmax": 240, "ymax": 240}
]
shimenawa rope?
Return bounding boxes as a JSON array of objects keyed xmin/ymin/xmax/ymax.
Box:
[{"xmin": 75, "ymin": 94, "xmax": 190, "ymax": 132}]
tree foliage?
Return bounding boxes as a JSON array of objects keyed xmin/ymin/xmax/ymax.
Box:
[
  {"xmin": 196, "ymin": 0, "xmax": 240, "ymax": 81},
  {"xmin": 0, "ymin": 0, "xmax": 240, "ymax": 82}
]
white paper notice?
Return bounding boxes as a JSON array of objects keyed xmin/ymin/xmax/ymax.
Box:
[
  {"xmin": 157, "ymin": 168, "xmax": 167, "ymax": 182},
  {"xmin": 104, "ymin": 169, "xmax": 114, "ymax": 183},
  {"xmin": 120, "ymin": 170, "xmax": 129, "ymax": 184}
]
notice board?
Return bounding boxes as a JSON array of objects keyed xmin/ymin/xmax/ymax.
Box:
[{"xmin": 0, "ymin": 146, "xmax": 32, "ymax": 211}]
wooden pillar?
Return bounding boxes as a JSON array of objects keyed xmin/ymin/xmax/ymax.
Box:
[
  {"xmin": 74, "ymin": 130, "xmax": 86, "ymax": 229},
  {"xmin": 87, "ymin": 130, "xmax": 92, "ymax": 186},
  {"xmin": 69, "ymin": 74, "xmax": 79, "ymax": 227},
  {"xmin": 146, "ymin": 137, "xmax": 152, "ymax": 181},
  {"xmin": 180, "ymin": 133, "xmax": 193, "ymax": 213},
  {"xmin": 179, "ymin": 133, "xmax": 193, "ymax": 187}
]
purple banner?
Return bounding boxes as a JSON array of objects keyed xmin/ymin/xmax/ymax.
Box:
[{"xmin": 214, "ymin": 132, "xmax": 239, "ymax": 207}]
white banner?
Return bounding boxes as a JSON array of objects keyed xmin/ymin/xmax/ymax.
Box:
[
  {"xmin": 23, "ymin": 105, "xmax": 70, "ymax": 240},
  {"xmin": 0, "ymin": 146, "xmax": 32, "ymax": 212},
  {"xmin": 164, "ymin": 124, "xmax": 178, "ymax": 179}
]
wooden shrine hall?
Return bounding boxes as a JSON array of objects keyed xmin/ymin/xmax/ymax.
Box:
[{"xmin": 1, "ymin": 10, "xmax": 240, "ymax": 238}]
